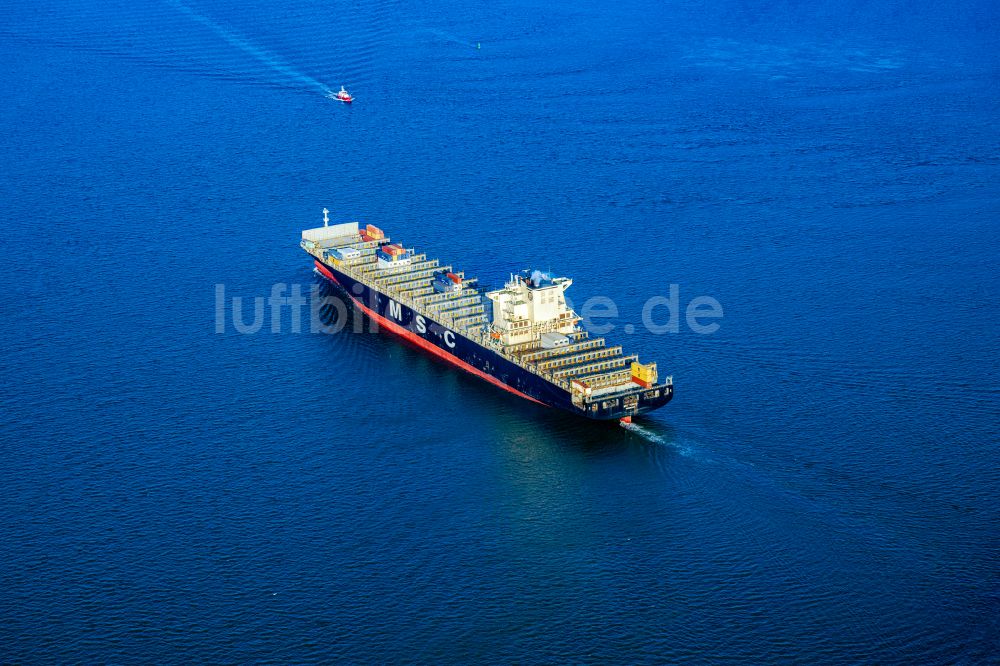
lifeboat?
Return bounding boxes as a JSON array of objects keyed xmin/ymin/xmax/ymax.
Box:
[{"xmin": 334, "ymin": 86, "xmax": 353, "ymax": 103}]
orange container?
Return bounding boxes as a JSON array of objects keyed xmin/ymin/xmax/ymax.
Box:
[{"xmin": 366, "ymin": 224, "xmax": 384, "ymax": 240}]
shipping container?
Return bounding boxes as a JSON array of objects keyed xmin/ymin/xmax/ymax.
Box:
[
  {"xmin": 631, "ymin": 361, "xmax": 657, "ymax": 384},
  {"xmin": 380, "ymin": 251, "xmax": 405, "ymax": 262},
  {"xmin": 433, "ymin": 274, "xmax": 461, "ymax": 293},
  {"xmin": 376, "ymin": 254, "xmax": 412, "ymax": 269},
  {"xmin": 365, "ymin": 224, "xmax": 385, "ymax": 240},
  {"xmin": 541, "ymin": 332, "xmax": 570, "ymax": 349}
]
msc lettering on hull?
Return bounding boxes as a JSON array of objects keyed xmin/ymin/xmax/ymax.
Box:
[{"xmin": 392, "ymin": 300, "xmax": 456, "ymax": 349}]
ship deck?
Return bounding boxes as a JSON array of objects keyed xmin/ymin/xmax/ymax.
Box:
[{"xmin": 304, "ymin": 232, "xmax": 671, "ymax": 405}]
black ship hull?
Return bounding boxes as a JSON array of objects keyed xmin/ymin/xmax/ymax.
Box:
[{"xmin": 313, "ymin": 260, "xmax": 672, "ymax": 420}]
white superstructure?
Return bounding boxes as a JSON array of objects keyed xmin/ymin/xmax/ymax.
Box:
[{"xmin": 485, "ymin": 271, "xmax": 581, "ymax": 348}]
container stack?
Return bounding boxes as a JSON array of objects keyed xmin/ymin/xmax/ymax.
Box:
[
  {"xmin": 324, "ymin": 247, "xmax": 361, "ymax": 265},
  {"xmin": 540, "ymin": 332, "xmax": 570, "ymax": 349},
  {"xmin": 433, "ymin": 270, "xmax": 462, "ymax": 294},
  {"xmin": 376, "ymin": 244, "xmax": 413, "ymax": 268},
  {"xmin": 360, "ymin": 224, "xmax": 385, "ymax": 242},
  {"xmin": 630, "ymin": 361, "xmax": 658, "ymax": 388}
]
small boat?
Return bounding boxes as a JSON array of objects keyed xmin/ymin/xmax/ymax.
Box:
[{"xmin": 334, "ymin": 86, "xmax": 353, "ymax": 103}]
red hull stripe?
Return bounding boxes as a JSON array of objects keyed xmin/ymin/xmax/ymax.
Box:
[
  {"xmin": 317, "ymin": 271, "xmax": 547, "ymax": 407},
  {"xmin": 315, "ymin": 260, "xmax": 339, "ymax": 283}
]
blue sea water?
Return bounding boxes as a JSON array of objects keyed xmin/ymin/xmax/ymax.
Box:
[{"xmin": 2, "ymin": 0, "xmax": 999, "ymax": 661}]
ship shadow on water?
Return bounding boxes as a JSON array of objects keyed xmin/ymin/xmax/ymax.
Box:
[{"xmin": 311, "ymin": 276, "xmax": 387, "ymax": 368}]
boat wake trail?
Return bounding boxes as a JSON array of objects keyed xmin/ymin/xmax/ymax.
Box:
[
  {"xmin": 167, "ymin": 0, "xmax": 331, "ymax": 95},
  {"xmin": 620, "ymin": 421, "xmax": 696, "ymax": 458}
]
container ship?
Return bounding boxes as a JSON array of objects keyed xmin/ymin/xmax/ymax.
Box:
[{"xmin": 301, "ymin": 213, "xmax": 673, "ymax": 421}]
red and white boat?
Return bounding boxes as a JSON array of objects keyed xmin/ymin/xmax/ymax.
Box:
[{"xmin": 333, "ymin": 86, "xmax": 353, "ymax": 103}]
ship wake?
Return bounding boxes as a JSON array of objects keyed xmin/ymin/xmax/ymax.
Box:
[
  {"xmin": 619, "ymin": 421, "xmax": 696, "ymax": 458},
  {"xmin": 167, "ymin": 0, "xmax": 331, "ymax": 95}
]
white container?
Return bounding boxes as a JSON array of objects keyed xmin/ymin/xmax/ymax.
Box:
[
  {"xmin": 541, "ymin": 332, "xmax": 570, "ymax": 349},
  {"xmin": 377, "ymin": 256, "xmax": 413, "ymax": 270}
]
